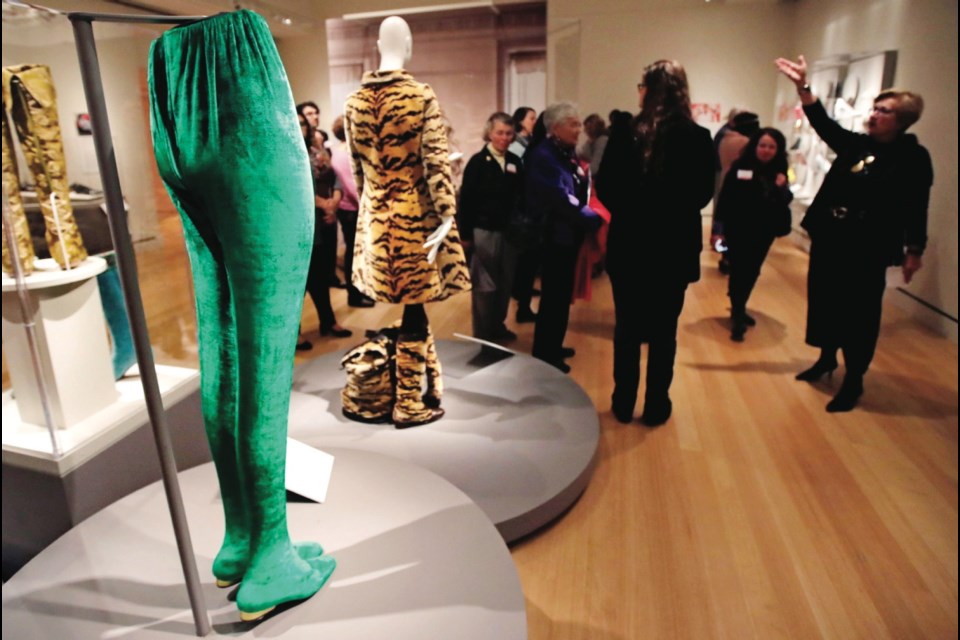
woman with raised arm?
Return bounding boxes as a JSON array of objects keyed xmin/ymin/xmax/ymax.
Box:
[{"xmin": 775, "ymin": 55, "xmax": 933, "ymax": 412}]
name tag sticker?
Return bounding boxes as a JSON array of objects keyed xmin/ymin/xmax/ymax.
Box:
[
  {"xmin": 737, "ymin": 169, "xmax": 754, "ymax": 180},
  {"xmin": 506, "ymin": 163, "xmax": 517, "ymax": 174}
]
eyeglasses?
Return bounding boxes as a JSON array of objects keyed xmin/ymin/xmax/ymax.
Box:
[{"xmin": 872, "ymin": 105, "xmax": 896, "ymax": 115}]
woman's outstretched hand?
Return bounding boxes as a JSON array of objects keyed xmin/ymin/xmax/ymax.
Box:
[{"xmin": 775, "ymin": 55, "xmax": 808, "ymax": 88}]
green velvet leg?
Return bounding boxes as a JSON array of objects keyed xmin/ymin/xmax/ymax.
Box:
[
  {"xmin": 175, "ymin": 201, "xmax": 249, "ymax": 584},
  {"xmin": 148, "ymin": 9, "xmax": 334, "ymax": 615},
  {"xmin": 95, "ymin": 257, "xmax": 138, "ymax": 380}
]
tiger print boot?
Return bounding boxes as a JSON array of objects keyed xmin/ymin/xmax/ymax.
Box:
[
  {"xmin": 1, "ymin": 110, "xmax": 35, "ymax": 275},
  {"xmin": 340, "ymin": 328, "xmax": 396, "ymax": 423},
  {"xmin": 393, "ymin": 331, "xmax": 445, "ymax": 428},
  {"xmin": 422, "ymin": 327, "xmax": 442, "ymax": 410},
  {"xmin": 3, "ymin": 64, "xmax": 87, "ymax": 270}
]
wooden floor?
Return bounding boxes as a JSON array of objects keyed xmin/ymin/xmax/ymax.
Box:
[{"xmin": 6, "ymin": 207, "xmax": 957, "ymax": 638}]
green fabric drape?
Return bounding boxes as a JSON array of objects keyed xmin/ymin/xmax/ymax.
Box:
[{"xmin": 148, "ymin": 10, "xmax": 334, "ymax": 618}]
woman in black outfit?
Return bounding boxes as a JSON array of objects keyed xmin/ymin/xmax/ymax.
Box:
[
  {"xmin": 598, "ymin": 60, "xmax": 715, "ymax": 426},
  {"xmin": 297, "ymin": 118, "xmax": 351, "ymax": 350},
  {"xmin": 713, "ymin": 127, "xmax": 793, "ymax": 341},
  {"xmin": 776, "ymin": 55, "xmax": 932, "ymax": 412}
]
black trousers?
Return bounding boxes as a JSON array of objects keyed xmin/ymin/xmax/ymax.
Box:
[
  {"xmin": 728, "ymin": 233, "xmax": 774, "ymax": 316},
  {"xmin": 318, "ymin": 216, "xmax": 338, "ymax": 286},
  {"xmin": 610, "ymin": 269, "xmax": 688, "ymax": 414},
  {"xmin": 337, "ymin": 208, "xmax": 363, "ymax": 301},
  {"xmin": 512, "ymin": 244, "xmax": 541, "ymax": 309},
  {"xmin": 305, "ymin": 241, "xmax": 336, "ymax": 330},
  {"xmin": 806, "ymin": 232, "xmax": 887, "ymax": 376},
  {"xmin": 532, "ymin": 243, "xmax": 578, "ymax": 365}
]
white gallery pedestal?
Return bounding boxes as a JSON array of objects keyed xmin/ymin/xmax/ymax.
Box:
[
  {"xmin": 2, "ymin": 449, "xmax": 527, "ymax": 639},
  {"xmin": 1, "ymin": 256, "xmax": 116, "ymax": 429}
]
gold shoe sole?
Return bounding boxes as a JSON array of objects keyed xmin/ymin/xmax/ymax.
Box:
[{"xmin": 239, "ymin": 606, "xmax": 275, "ymax": 622}]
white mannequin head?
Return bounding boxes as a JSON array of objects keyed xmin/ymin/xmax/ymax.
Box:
[{"xmin": 377, "ymin": 16, "xmax": 412, "ymax": 71}]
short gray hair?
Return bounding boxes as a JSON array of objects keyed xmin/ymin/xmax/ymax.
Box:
[
  {"xmin": 543, "ymin": 102, "xmax": 579, "ymax": 132},
  {"xmin": 482, "ymin": 111, "xmax": 515, "ymax": 142}
]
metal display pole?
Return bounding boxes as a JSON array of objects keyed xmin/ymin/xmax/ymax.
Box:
[{"xmin": 68, "ymin": 12, "xmax": 210, "ymax": 637}]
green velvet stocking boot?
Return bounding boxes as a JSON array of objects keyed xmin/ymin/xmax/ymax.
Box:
[{"xmin": 149, "ymin": 9, "xmax": 335, "ymax": 621}]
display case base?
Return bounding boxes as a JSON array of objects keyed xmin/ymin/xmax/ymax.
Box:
[
  {"xmin": 1, "ymin": 448, "xmax": 526, "ymax": 639},
  {"xmin": 2, "ymin": 366, "xmax": 207, "ymax": 579}
]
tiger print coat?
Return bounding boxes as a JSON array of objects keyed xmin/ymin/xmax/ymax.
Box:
[{"xmin": 345, "ymin": 69, "xmax": 470, "ymax": 304}]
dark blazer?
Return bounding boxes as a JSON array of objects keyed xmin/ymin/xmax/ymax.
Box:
[
  {"xmin": 525, "ymin": 138, "xmax": 600, "ymax": 247},
  {"xmin": 458, "ymin": 146, "xmax": 524, "ymax": 241},
  {"xmin": 801, "ymin": 100, "xmax": 932, "ymax": 265},
  {"xmin": 599, "ymin": 114, "xmax": 714, "ymax": 284}
]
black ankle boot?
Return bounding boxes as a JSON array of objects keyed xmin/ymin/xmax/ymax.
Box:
[
  {"xmin": 731, "ymin": 322, "xmax": 746, "ymax": 342},
  {"xmin": 796, "ymin": 355, "xmax": 838, "ymax": 382},
  {"xmin": 826, "ymin": 375, "xmax": 864, "ymax": 413},
  {"xmin": 641, "ymin": 396, "xmax": 672, "ymax": 427},
  {"xmin": 611, "ymin": 392, "xmax": 636, "ymax": 424}
]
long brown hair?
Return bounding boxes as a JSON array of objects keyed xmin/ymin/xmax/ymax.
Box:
[{"xmin": 636, "ymin": 59, "xmax": 692, "ymax": 166}]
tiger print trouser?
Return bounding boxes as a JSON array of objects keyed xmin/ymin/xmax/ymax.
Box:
[
  {"xmin": 2, "ymin": 64, "xmax": 88, "ymax": 275},
  {"xmin": 148, "ymin": 10, "xmax": 333, "ymax": 618}
]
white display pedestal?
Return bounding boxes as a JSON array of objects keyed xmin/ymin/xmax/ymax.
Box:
[{"xmin": 1, "ymin": 256, "xmax": 117, "ymax": 430}]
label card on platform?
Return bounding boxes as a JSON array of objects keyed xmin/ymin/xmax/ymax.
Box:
[{"xmin": 286, "ymin": 438, "xmax": 335, "ymax": 503}]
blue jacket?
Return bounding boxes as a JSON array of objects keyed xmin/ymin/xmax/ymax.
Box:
[{"xmin": 524, "ymin": 138, "xmax": 601, "ymax": 247}]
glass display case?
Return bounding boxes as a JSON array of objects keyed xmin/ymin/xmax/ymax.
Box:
[
  {"xmin": 2, "ymin": 7, "xmax": 201, "ymax": 470},
  {"xmin": 1, "ymin": 8, "xmax": 207, "ymax": 587}
]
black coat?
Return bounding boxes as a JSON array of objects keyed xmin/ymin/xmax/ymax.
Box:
[
  {"xmin": 715, "ymin": 162, "xmax": 793, "ymax": 242},
  {"xmin": 458, "ymin": 146, "xmax": 524, "ymax": 242},
  {"xmin": 801, "ymin": 100, "xmax": 932, "ymax": 265},
  {"xmin": 598, "ymin": 114, "xmax": 715, "ymax": 284}
]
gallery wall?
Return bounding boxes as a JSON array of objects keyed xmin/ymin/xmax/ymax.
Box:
[
  {"xmin": 277, "ymin": 0, "xmax": 538, "ymax": 135},
  {"xmin": 547, "ymin": 0, "xmax": 793, "ymax": 134}
]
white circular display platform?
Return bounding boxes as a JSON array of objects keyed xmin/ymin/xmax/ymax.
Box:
[
  {"xmin": 289, "ymin": 340, "xmax": 600, "ymax": 542},
  {"xmin": 1, "ymin": 448, "xmax": 526, "ymax": 639},
  {"xmin": 1, "ymin": 256, "xmax": 107, "ymax": 292}
]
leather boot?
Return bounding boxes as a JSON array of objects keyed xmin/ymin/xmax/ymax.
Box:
[
  {"xmin": 393, "ymin": 331, "xmax": 444, "ymax": 428},
  {"xmin": 423, "ymin": 327, "xmax": 443, "ymax": 409},
  {"xmin": 1, "ymin": 104, "xmax": 35, "ymax": 275},
  {"xmin": 4, "ymin": 64, "xmax": 87, "ymax": 270}
]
